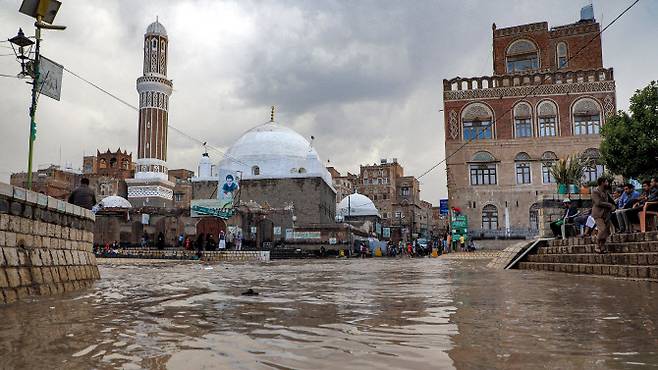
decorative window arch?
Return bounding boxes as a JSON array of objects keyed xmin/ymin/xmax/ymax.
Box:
[
  {"xmin": 513, "ymin": 102, "xmax": 533, "ymax": 138},
  {"xmin": 572, "ymin": 98, "xmax": 602, "ymax": 135},
  {"xmin": 151, "ymin": 38, "xmax": 157, "ymax": 50},
  {"xmin": 482, "ymin": 204, "xmax": 499, "ymax": 230},
  {"xmin": 506, "ymin": 39, "xmax": 539, "ymax": 73},
  {"xmin": 251, "ymin": 165, "xmax": 260, "ymax": 176},
  {"xmin": 109, "ymin": 157, "xmax": 117, "ymax": 168},
  {"xmin": 469, "ymin": 151, "xmax": 497, "ymax": 185},
  {"xmin": 557, "ymin": 42, "xmax": 568, "ymax": 68},
  {"xmin": 515, "ymin": 152, "xmax": 532, "ymax": 184},
  {"xmin": 99, "ymin": 159, "xmax": 107, "ymax": 169},
  {"xmin": 541, "ymin": 151, "xmax": 558, "ymax": 184},
  {"xmin": 461, "ymin": 103, "xmax": 493, "ymax": 141},
  {"xmin": 537, "ymin": 100, "xmax": 558, "ymax": 137}
]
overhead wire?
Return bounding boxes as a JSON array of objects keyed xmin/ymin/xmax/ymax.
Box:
[{"xmin": 416, "ymin": 0, "xmax": 640, "ymax": 180}]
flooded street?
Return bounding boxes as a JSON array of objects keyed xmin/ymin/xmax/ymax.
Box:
[{"xmin": 1, "ymin": 258, "xmax": 658, "ymax": 369}]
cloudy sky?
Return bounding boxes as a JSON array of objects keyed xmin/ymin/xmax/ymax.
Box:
[{"xmin": 0, "ymin": 0, "xmax": 656, "ymax": 203}]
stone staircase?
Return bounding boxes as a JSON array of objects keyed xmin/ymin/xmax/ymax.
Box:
[{"xmin": 517, "ymin": 231, "xmax": 658, "ymax": 281}]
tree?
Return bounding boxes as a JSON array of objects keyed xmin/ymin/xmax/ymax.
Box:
[{"xmin": 600, "ymin": 81, "xmax": 658, "ymax": 179}]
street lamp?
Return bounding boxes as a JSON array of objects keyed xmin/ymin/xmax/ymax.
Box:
[
  {"xmin": 8, "ymin": 28, "xmax": 34, "ymax": 79},
  {"xmin": 9, "ymin": 0, "xmax": 66, "ymax": 190}
]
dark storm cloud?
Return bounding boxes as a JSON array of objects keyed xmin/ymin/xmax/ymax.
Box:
[{"xmin": 1, "ymin": 0, "xmax": 656, "ymax": 204}]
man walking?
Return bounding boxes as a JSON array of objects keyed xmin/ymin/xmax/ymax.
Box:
[
  {"xmin": 591, "ymin": 177, "xmax": 616, "ymax": 253},
  {"xmin": 68, "ymin": 178, "xmax": 96, "ymax": 210}
]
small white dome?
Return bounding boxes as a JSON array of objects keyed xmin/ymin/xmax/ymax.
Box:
[
  {"xmin": 146, "ymin": 20, "xmax": 167, "ymax": 36},
  {"xmin": 338, "ymin": 193, "xmax": 380, "ymax": 217},
  {"xmin": 218, "ymin": 121, "xmax": 334, "ymax": 189},
  {"xmin": 100, "ymin": 196, "xmax": 132, "ymax": 209}
]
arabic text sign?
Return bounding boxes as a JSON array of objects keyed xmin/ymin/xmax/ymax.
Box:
[{"xmin": 39, "ymin": 56, "xmax": 63, "ymax": 101}]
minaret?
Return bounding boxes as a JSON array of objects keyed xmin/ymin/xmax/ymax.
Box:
[{"xmin": 127, "ymin": 18, "xmax": 175, "ymax": 208}]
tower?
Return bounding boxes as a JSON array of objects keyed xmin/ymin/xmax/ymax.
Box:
[{"xmin": 126, "ymin": 19, "xmax": 175, "ymax": 208}]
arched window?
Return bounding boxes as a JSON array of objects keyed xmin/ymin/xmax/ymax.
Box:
[
  {"xmin": 121, "ymin": 159, "xmax": 129, "ymax": 170},
  {"xmin": 506, "ymin": 39, "xmax": 539, "ymax": 73},
  {"xmin": 151, "ymin": 39, "xmax": 157, "ymax": 50},
  {"xmin": 556, "ymin": 42, "xmax": 568, "ymax": 68},
  {"xmin": 469, "ymin": 151, "xmax": 497, "ymax": 185},
  {"xmin": 99, "ymin": 159, "xmax": 107, "ymax": 169},
  {"xmin": 109, "ymin": 157, "xmax": 117, "ymax": 168},
  {"xmin": 573, "ymin": 98, "xmax": 602, "ymax": 135},
  {"xmin": 541, "ymin": 151, "xmax": 557, "ymax": 184},
  {"xmin": 529, "ymin": 203, "xmax": 541, "ymax": 230},
  {"xmin": 251, "ymin": 165, "xmax": 260, "ymax": 175},
  {"xmin": 538, "ymin": 100, "xmax": 558, "ymax": 137},
  {"xmin": 581, "ymin": 148, "xmax": 604, "ymax": 183},
  {"xmin": 513, "ymin": 103, "xmax": 533, "ymax": 138},
  {"xmin": 482, "ymin": 205, "xmax": 499, "ymax": 230},
  {"xmin": 514, "ymin": 152, "xmax": 532, "ymax": 184},
  {"xmin": 461, "ymin": 103, "xmax": 493, "ymax": 141}
]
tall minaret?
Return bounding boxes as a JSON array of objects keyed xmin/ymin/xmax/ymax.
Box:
[{"xmin": 127, "ymin": 19, "xmax": 175, "ymax": 208}]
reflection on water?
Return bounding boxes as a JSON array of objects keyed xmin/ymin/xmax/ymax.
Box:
[{"xmin": 0, "ymin": 259, "xmax": 657, "ymax": 369}]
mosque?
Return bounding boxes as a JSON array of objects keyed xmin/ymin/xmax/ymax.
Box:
[{"xmin": 93, "ymin": 19, "xmax": 382, "ymax": 251}]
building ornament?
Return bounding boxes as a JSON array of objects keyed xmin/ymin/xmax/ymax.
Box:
[{"xmin": 444, "ymin": 80, "xmax": 615, "ymax": 101}]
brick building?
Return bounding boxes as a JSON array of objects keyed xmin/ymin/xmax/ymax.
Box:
[
  {"xmin": 357, "ymin": 159, "xmax": 431, "ymax": 241},
  {"xmin": 442, "ymin": 7, "xmax": 616, "ymax": 238},
  {"xmin": 326, "ymin": 166, "xmax": 358, "ymax": 204},
  {"xmin": 10, "ymin": 165, "xmax": 81, "ymax": 200}
]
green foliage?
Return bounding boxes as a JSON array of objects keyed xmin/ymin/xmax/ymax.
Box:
[
  {"xmin": 550, "ymin": 154, "xmax": 592, "ymax": 185},
  {"xmin": 600, "ymin": 81, "xmax": 658, "ymax": 178}
]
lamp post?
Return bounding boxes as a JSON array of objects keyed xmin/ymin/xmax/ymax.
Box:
[{"xmin": 9, "ymin": 0, "xmax": 66, "ymax": 190}]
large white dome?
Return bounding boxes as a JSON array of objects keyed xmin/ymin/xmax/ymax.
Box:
[
  {"xmin": 338, "ymin": 193, "xmax": 380, "ymax": 217},
  {"xmin": 218, "ymin": 121, "xmax": 334, "ymax": 189}
]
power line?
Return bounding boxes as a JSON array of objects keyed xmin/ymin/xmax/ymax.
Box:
[
  {"xmin": 417, "ymin": 0, "xmax": 640, "ymax": 180},
  {"xmin": 61, "ymin": 66, "xmax": 253, "ymax": 168}
]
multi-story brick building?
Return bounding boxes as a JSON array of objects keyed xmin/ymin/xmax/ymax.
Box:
[
  {"xmin": 326, "ymin": 166, "xmax": 358, "ymax": 204},
  {"xmin": 442, "ymin": 7, "xmax": 616, "ymax": 238},
  {"xmin": 357, "ymin": 159, "xmax": 431, "ymax": 241},
  {"xmin": 10, "ymin": 165, "xmax": 81, "ymax": 199}
]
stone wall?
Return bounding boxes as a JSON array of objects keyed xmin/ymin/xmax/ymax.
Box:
[
  {"xmin": 101, "ymin": 248, "xmax": 270, "ymax": 262},
  {"xmin": 0, "ymin": 183, "xmax": 99, "ymax": 304}
]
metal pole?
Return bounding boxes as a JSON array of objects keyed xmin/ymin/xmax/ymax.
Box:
[{"xmin": 27, "ymin": 17, "xmax": 41, "ymax": 190}]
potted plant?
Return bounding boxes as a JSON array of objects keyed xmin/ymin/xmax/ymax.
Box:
[{"xmin": 551, "ymin": 154, "xmax": 590, "ymax": 194}]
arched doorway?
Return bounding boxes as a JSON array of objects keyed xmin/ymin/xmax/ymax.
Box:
[
  {"xmin": 196, "ymin": 218, "xmax": 227, "ymax": 239},
  {"xmin": 257, "ymin": 218, "xmax": 274, "ymax": 249}
]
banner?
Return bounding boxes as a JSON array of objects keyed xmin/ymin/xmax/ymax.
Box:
[
  {"xmin": 217, "ymin": 169, "xmax": 240, "ymax": 209},
  {"xmin": 286, "ymin": 231, "xmax": 321, "ymax": 240},
  {"xmin": 439, "ymin": 199, "xmax": 449, "ymax": 215},
  {"xmin": 383, "ymin": 227, "xmax": 391, "ymax": 238},
  {"xmin": 191, "ymin": 199, "xmax": 236, "ymax": 219},
  {"xmin": 273, "ymin": 226, "xmax": 282, "ymax": 235}
]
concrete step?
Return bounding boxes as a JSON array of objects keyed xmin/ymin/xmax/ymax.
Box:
[
  {"xmin": 527, "ymin": 252, "xmax": 658, "ymax": 265},
  {"xmin": 547, "ymin": 231, "xmax": 658, "ymax": 247},
  {"xmin": 538, "ymin": 241, "xmax": 658, "ymax": 255},
  {"xmin": 517, "ymin": 262, "xmax": 658, "ymax": 280}
]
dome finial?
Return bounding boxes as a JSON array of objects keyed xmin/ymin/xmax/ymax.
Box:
[{"xmin": 270, "ymin": 105, "xmax": 275, "ymax": 122}]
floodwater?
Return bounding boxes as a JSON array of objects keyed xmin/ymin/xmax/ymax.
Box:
[{"xmin": 1, "ymin": 259, "xmax": 658, "ymax": 370}]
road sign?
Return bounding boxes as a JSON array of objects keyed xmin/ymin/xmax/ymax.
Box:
[{"xmin": 38, "ymin": 56, "xmax": 63, "ymax": 101}]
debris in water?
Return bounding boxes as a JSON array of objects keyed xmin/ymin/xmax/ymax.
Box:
[{"xmin": 241, "ymin": 289, "xmax": 259, "ymax": 296}]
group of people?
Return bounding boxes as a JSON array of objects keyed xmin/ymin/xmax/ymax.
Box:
[
  {"xmin": 551, "ymin": 176, "xmax": 658, "ymax": 253},
  {"xmin": 384, "ymin": 240, "xmax": 434, "ymax": 257}
]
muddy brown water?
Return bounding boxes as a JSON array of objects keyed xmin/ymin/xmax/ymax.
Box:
[{"xmin": 1, "ymin": 259, "xmax": 657, "ymax": 369}]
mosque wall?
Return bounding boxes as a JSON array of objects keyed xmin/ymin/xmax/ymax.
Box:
[
  {"xmin": 0, "ymin": 183, "xmax": 100, "ymax": 305},
  {"xmin": 239, "ymin": 177, "xmax": 337, "ymax": 225}
]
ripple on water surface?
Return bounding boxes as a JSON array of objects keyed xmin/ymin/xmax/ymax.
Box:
[{"xmin": 0, "ymin": 259, "xmax": 657, "ymax": 369}]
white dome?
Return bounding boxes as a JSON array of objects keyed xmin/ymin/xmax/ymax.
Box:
[
  {"xmin": 146, "ymin": 20, "xmax": 167, "ymax": 36},
  {"xmin": 218, "ymin": 121, "xmax": 334, "ymax": 189},
  {"xmin": 100, "ymin": 196, "xmax": 132, "ymax": 209},
  {"xmin": 338, "ymin": 193, "xmax": 380, "ymax": 217}
]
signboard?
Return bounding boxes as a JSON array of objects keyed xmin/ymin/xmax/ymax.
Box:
[
  {"xmin": 285, "ymin": 228, "xmax": 293, "ymax": 240},
  {"xmin": 375, "ymin": 223, "xmax": 382, "ymax": 235},
  {"xmin": 383, "ymin": 227, "xmax": 391, "ymax": 238},
  {"xmin": 439, "ymin": 199, "xmax": 449, "ymax": 215},
  {"xmin": 141, "ymin": 213, "xmax": 150, "ymax": 225},
  {"xmin": 39, "ymin": 56, "xmax": 63, "ymax": 101},
  {"xmin": 451, "ymin": 215, "xmax": 468, "ymax": 229},
  {"xmin": 191, "ymin": 199, "xmax": 236, "ymax": 219},
  {"xmin": 286, "ymin": 231, "xmax": 321, "ymax": 240},
  {"xmin": 217, "ymin": 169, "xmax": 240, "ymax": 209},
  {"xmin": 250, "ymin": 226, "xmax": 257, "ymax": 234},
  {"xmin": 273, "ymin": 226, "xmax": 282, "ymax": 235},
  {"xmin": 329, "ymin": 237, "xmax": 337, "ymax": 245}
]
